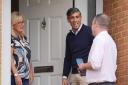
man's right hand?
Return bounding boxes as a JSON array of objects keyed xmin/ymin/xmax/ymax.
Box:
[{"xmin": 62, "ymin": 79, "xmax": 68, "ymax": 85}]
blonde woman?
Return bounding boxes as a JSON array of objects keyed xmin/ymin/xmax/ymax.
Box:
[{"xmin": 11, "ymin": 11, "xmax": 34, "ymax": 85}]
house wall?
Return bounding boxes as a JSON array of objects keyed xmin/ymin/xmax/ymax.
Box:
[
  {"xmin": 1, "ymin": 0, "xmax": 11, "ymax": 84},
  {"xmin": 0, "ymin": 0, "xmax": 2, "ymax": 83},
  {"xmin": 104, "ymin": 0, "xmax": 128, "ymax": 85}
]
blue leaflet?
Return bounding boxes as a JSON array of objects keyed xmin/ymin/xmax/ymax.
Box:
[{"xmin": 76, "ymin": 58, "xmax": 83, "ymax": 65}]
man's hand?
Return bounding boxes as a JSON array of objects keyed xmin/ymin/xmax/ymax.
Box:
[
  {"xmin": 78, "ymin": 62, "xmax": 93, "ymax": 71},
  {"xmin": 15, "ymin": 75, "xmax": 22, "ymax": 85},
  {"xmin": 62, "ymin": 79, "xmax": 68, "ymax": 85},
  {"xmin": 78, "ymin": 63, "xmax": 86, "ymax": 71}
]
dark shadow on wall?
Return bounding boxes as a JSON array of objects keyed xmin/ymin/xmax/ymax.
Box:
[
  {"xmin": 11, "ymin": 0, "xmax": 19, "ymax": 12},
  {"xmin": 88, "ymin": 0, "xmax": 96, "ymax": 26}
]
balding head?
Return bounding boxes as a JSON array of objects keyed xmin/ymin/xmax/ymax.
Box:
[
  {"xmin": 91, "ymin": 14, "xmax": 110, "ymax": 36},
  {"xmin": 94, "ymin": 13, "xmax": 110, "ymax": 29}
]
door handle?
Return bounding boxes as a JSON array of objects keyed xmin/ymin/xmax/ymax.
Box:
[
  {"xmin": 41, "ymin": 17, "xmax": 46, "ymax": 30},
  {"xmin": 34, "ymin": 66, "xmax": 53, "ymax": 73}
]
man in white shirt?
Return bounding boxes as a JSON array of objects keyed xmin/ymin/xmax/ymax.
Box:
[{"xmin": 78, "ymin": 14, "xmax": 117, "ymax": 85}]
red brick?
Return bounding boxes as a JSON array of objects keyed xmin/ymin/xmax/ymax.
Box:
[{"xmin": 104, "ymin": 0, "xmax": 128, "ymax": 84}]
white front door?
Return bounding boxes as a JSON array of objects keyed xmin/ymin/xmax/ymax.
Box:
[{"xmin": 19, "ymin": 0, "xmax": 72, "ymax": 85}]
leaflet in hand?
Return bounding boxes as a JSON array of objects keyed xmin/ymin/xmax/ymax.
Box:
[
  {"xmin": 76, "ymin": 58, "xmax": 86, "ymax": 76},
  {"xmin": 76, "ymin": 58, "xmax": 83, "ymax": 65}
]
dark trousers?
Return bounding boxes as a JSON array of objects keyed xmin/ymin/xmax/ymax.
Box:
[
  {"xmin": 11, "ymin": 76, "xmax": 29, "ymax": 85},
  {"xmin": 89, "ymin": 82, "xmax": 115, "ymax": 85}
]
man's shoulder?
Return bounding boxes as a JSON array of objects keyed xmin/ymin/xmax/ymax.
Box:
[
  {"xmin": 82, "ymin": 24, "xmax": 91, "ymax": 30},
  {"xmin": 67, "ymin": 30, "xmax": 73, "ymax": 36},
  {"xmin": 81, "ymin": 24, "xmax": 92, "ymax": 34}
]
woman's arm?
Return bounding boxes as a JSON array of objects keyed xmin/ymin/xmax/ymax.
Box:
[
  {"xmin": 11, "ymin": 47, "xmax": 22, "ymax": 85},
  {"xmin": 29, "ymin": 59, "xmax": 34, "ymax": 85}
]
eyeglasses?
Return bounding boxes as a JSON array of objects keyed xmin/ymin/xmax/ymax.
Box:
[
  {"xmin": 17, "ymin": 21, "xmax": 24, "ymax": 24},
  {"xmin": 13, "ymin": 21, "xmax": 24, "ymax": 26}
]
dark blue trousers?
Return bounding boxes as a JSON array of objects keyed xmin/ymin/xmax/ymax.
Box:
[{"xmin": 11, "ymin": 76, "xmax": 29, "ymax": 85}]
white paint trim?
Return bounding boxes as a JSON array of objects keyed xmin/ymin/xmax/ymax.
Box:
[
  {"xmin": 75, "ymin": 0, "xmax": 103, "ymax": 24},
  {"xmin": 96, "ymin": 0, "xmax": 103, "ymax": 14},
  {"xmin": 75, "ymin": 0, "xmax": 88, "ymax": 25},
  {"xmin": 2, "ymin": 0, "xmax": 11, "ymax": 85}
]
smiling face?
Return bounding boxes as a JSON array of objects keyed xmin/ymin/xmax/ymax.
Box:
[
  {"xmin": 13, "ymin": 16, "xmax": 24, "ymax": 33},
  {"xmin": 67, "ymin": 12, "xmax": 82, "ymax": 32},
  {"xmin": 11, "ymin": 13, "xmax": 25, "ymax": 37}
]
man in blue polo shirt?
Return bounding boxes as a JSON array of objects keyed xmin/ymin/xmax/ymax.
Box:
[{"xmin": 62, "ymin": 8, "xmax": 93, "ymax": 85}]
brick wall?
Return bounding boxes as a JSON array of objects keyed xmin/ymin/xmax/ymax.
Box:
[{"xmin": 104, "ymin": 0, "xmax": 128, "ymax": 85}]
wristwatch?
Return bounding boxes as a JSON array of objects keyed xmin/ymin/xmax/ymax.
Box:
[
  {"xmin": 62, "ymin": 76, "xmax": 67, "ymax": 79},
  {"xmin": 14, "ymin": 73, "xmax": 18, "ymax": 77}
]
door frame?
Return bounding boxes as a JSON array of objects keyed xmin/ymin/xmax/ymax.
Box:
[
  {"xmin": 75, "ymin": 0, "xmax": 103, "ymax": 25},
  {"xmin": 1, "ymin": 0, "xmax": 103, "ymax": 85},
  {"xmin": 96, "ymin": 0, "xmax": 103, "ymax": 14},
  {"xmin": 1, "ymin": 0, "xmax": 11, "ymax": 85}
]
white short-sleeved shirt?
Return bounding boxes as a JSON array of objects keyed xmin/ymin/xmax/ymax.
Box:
[{"xmin": 86, "ymin": 31, "xmax": 117, "ymax": 83}]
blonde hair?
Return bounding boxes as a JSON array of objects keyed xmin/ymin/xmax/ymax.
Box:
[{"xmin": 11, "ymin": 11, "xmax": 25, "ymax": 38}]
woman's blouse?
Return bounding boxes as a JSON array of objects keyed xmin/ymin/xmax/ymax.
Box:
[{"xmin": 11, "ymin": 35, "xmax": 31, "ymax": 79}]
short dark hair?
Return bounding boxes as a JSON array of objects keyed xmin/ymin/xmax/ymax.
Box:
[
  {"xmin": 94, "ymin": 13, "xmax": 110, "ymax": 29},
  {"xmin": 66, "ymin": 8, "xmax": 81, "ymax": 16}
]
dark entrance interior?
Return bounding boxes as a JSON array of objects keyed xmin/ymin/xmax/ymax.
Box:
[{"xmin": 11, "ymin": 0, "xmax": 19, "ymax": 12}]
